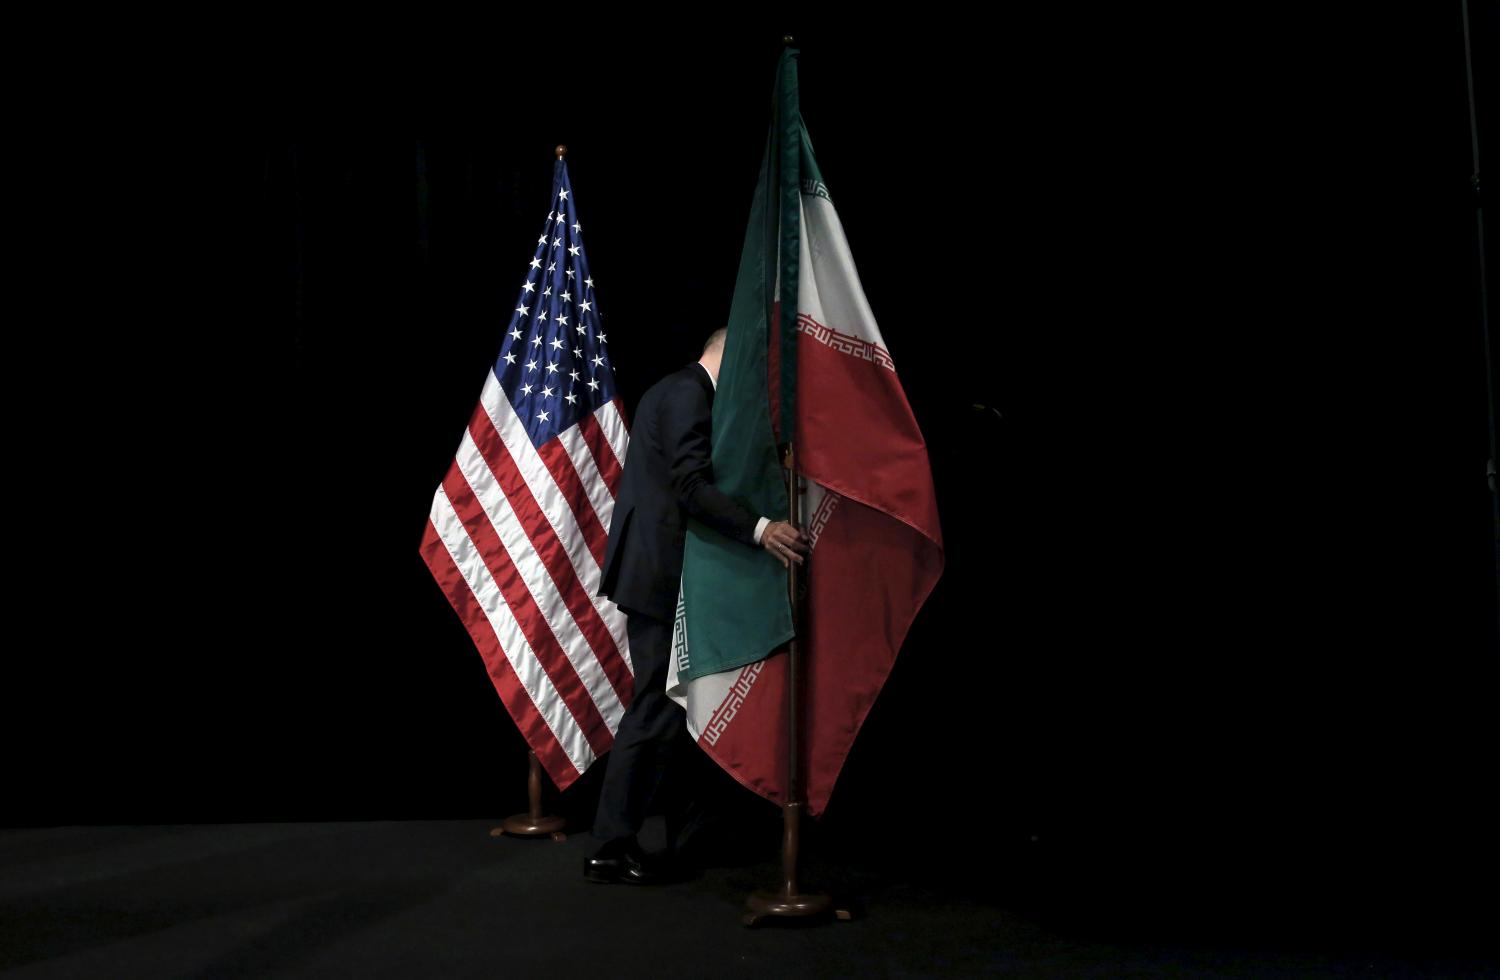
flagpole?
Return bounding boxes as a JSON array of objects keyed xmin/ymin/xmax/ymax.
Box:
[
  {"xmin": 737, "ymin": 36, "xmax": 850, "ymax": 924},
  {"xmin": 487, "ymin": 143, "xmax": 578, "ymax": 845},
  {"xmin": 1460, "ymin": 0, "xmax": 1500, "ymax": 642},
  {"xmin": 743, "ymin": 440, "xmax": 844, "ymax": 925}
]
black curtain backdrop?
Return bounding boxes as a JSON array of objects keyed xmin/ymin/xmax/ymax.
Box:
[{"xmin": 13, "ymin": 14, "xmax": 1498, "ymax": 944}]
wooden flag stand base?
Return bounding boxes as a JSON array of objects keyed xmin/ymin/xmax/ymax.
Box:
[
  {"xmin": 743, "ymin": 801, "xmax": 850, "ymax": 925},
  {"xmin": 490, "ymin": 751, "xmax": 567, "ymax": 841},
  {"xmin": 742, "ymin": 445, "xmax": 849, "ymax": 926}
]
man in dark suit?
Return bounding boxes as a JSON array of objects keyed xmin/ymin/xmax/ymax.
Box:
[{"xmin": 584, "ymin": 327, "xmax": 808, "ymax": 884}]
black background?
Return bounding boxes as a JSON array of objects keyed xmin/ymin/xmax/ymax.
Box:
[{"xmin": 12, "ymin": 11, "xmax": 1498, "ymax": 952}]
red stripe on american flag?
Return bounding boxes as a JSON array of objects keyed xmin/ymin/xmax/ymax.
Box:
[
  {"xmin": 535, "ymin": 438, "xmax": 610, "ymax": 569},
  {"xmin": 611, "ymin": 395, "xmax": 631, "ymax": 430},
  {"xmin": 418, "ymin": 517, "xmax": 582, "ymax": 788},
  {"xmin": 440, "ymin": 462, "xmax": 615, "ymax": 760},
  {"xmin": 467, "ymin": 402, "xmax": 634, "ymax": 707},
  {"xmin": 575, "ymin": 409, "xmax": 623, "ymax": 490}
]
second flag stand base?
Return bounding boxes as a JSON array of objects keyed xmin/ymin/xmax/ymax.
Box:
[
  {"xmin": 491, "ymin": 750, "xmax": 567, "ymax": 841},
  {"xmin": 742, "ymin": 801, "xmax": 849, "ymax": 926}
]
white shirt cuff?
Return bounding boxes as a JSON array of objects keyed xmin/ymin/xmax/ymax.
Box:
[{"xmin": 753, "ymin": 517, "xmax": 770, "ymax": 545}]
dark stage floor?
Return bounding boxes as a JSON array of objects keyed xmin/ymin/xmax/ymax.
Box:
[{"xmin": 1, "ymin": 818, "xmax": 1494, "ymax": 979}]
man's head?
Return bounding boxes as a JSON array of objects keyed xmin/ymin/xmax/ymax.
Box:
[{"xmin": 698, "ymin": 327, "xmax": 728, "ymax": 381}]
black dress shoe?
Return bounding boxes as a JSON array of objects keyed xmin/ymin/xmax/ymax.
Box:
[
  {"xmin": 583, "ymin": 850, "xmax": 625, "ymax": 883},
  {"xmin": 583, "ymin": 839, "xmax": 673, "ymax": 885}
]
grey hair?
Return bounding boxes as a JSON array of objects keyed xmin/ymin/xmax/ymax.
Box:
[{"xmin": 702, "ymin": 327, "xmax": 728, "ymax": 355}]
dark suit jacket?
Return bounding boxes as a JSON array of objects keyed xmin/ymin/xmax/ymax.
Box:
[{"xmin": 598, "ymin": 363, "xmax": 760, "ymax": 622}]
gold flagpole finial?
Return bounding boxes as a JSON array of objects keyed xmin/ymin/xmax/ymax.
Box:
[
  {"xmin": 783, "ymin": 35, "xmax": 795, "ymax": 45},
  {"xmin": 555, "ymin": 145, "xmax": 567, "ymax": 160}
]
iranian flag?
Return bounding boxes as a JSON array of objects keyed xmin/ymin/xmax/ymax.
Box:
[{"xmin": 667, "ymin": 47, "xmax": 944, "ymax": 817}]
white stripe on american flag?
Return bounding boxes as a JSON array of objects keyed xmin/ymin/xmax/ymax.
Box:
[
  {"xmin": 428, "ymin": 484, "xmax": 596, "ymax": 773},
  {"xmin": 594, "ymin": 400, "xmax": 630, "ymax": 471},
  {"xmin": 558, "ymin": 423, "xmax": 617, "ymax": 543},
  {"xmin": 479, "ymin": 371, "xmax": 631, "ymax": 664},
  {"xmin": 455, "ymin": 427, "xmax": 626, "ymax": 732}
]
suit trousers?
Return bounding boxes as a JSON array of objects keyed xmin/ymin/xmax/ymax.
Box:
[{"xmin": 591, "ymin": 611, "xmax": 693, "ymax": 843}]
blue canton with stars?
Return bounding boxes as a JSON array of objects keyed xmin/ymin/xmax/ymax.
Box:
[{"xmin": 493, "ymin": 158, "xmax": 615, "ymax": 447}]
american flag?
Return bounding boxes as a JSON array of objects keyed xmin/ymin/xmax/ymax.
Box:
[{"xmin": 419, "ymin": 156, "xmax": 632, "ymax": 791}]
